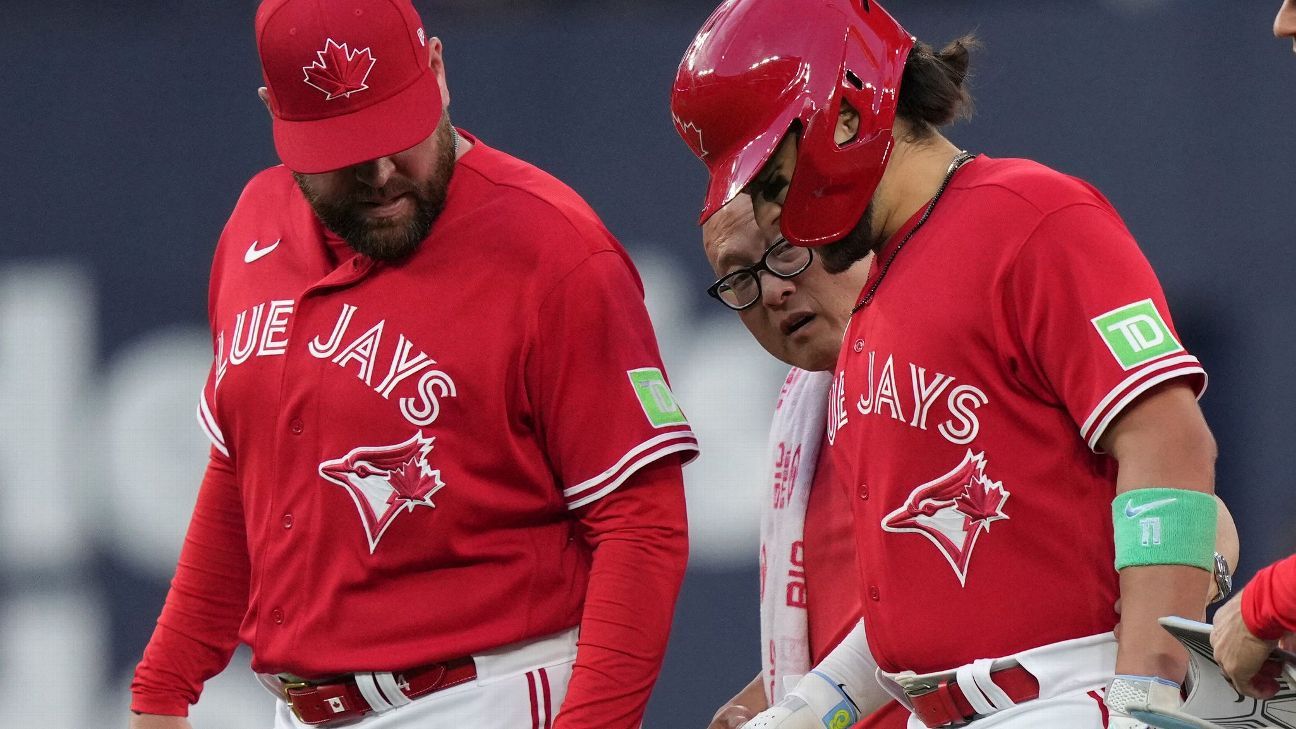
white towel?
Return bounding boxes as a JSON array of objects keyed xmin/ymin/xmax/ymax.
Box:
[{"xmin": 759, "ymin": 368, "xmax": 832, "ymax": 703}]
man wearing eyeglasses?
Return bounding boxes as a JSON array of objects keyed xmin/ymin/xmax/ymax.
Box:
[
  {"xmin": 704, "ymin": 200, "xmax": 862, "ymax": 376},
  {"xmin": 700, "ymin": 196, "xmax": 909, "ymax": 729}
]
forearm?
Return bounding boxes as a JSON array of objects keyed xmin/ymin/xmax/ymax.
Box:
[
  {"xmin": 1114, "ymin": 565, "xmax": 1210, "ymax": 681},
  {"xmin": 742, "ymin": 620, "xmax": 888, "ymax": 729},
  {"xmin": 709, "ymin": 673, "xmax": 768, "ymax": 729},
  {"xmin": 732, "ymin": 672, "xmax": 768, "ymax": 712},
  {"xmin": 797, "ymin": 620, "xmax": 888, "ymax": 715},
  {"xmin": 131, "ymin": 455, "xmax": 251, "ymax": 715},
  {"xmin": 554, "ymin": 458, "xmax": 688, "ymax": 729},
  {"xmin": 1104, "ymin": 383, "xmax": 1217, "ymax": 683}
]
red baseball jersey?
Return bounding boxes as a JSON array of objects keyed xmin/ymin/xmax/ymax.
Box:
[
  {"xmin": 190, "ymin": 132, "xmax": 697, "ymax": 677},
  {"xmin": 827, "ymin": 156, "xmax": 1206, "ymax": 673}
]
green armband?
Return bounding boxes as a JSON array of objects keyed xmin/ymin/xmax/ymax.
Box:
[{"xmin": 1112, "ymin": 488, "xmax": 1216, "ymax": 571}]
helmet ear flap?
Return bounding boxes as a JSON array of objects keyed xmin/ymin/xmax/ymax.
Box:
[
  {"xmin": 777, "ymin": 23, "xmax": 912, "ymax": 246},
  {"xmin": 782, "ymin": 86, "xmax": 891, "ymax": 246},
  {"xmin": 840, "ymin": 24, "xmax": 912, "ymax": 126}
]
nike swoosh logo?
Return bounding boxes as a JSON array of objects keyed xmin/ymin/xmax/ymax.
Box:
[
  {"xmin": 244, "ymin": 238, "xmax": 280, "ymax": 263},
  {"xmin": 1124, "ymin": 497, "xmax": 1177, "ymax": 519}
]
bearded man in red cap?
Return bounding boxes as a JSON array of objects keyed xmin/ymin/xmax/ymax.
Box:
[
  {"xmin": 127, "ymin": 1, "xmax": 698, "ymax": 727},
  {"xmin": 671, "ymin": 1, "xmax": 1223, "ymax": 727}
]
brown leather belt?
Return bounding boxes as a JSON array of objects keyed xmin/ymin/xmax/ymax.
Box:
[
  {"xmin": 276, "ymin": 656, "xmax": 477, "ymax": 726},
  {"xmin": 904, "ymin": 665, "xmax": 1040, "ymax": 728}
]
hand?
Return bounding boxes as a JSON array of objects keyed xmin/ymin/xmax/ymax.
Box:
[
  {"xmin": 709, "ymin": 673, "xmax": 768, "ymax": 729},
  {"xmin": 708, "ymin": 704, "xmax": 756, "ymax": 729},
  {"xmin": 1210, "ymin": 588, "xmax": 1282, "ymax": 699},
  {"xmin": 731, "ymin": 703, "xmax": 818, "ymax": 729},
  {"xmin": 129, "ymin": 714, "xmax": 193, "ymax": 729}
]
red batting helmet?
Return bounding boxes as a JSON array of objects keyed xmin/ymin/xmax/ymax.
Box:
[{"xmin": 671, "ymin": 0, "xmax": 913, "ymax": 246}]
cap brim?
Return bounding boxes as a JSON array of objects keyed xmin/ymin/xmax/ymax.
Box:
[
  {"xmin": 272, "ymin": 70, "xmax": 444, "ymax": 174},
  {"xmin": 697, "ymin": 104, "xmax": 801, "ymax": 225}
]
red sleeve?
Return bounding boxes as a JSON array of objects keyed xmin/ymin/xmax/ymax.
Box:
[
  {"xmin": 553, "ymin": 456, "xmax": 689, "ymax": 729},
  {"xmin": 998, "ymin": 202, "xmax": 1206, "ymax": 452},
  {"xmin": 130, "ymin": 452, "xmax": 250, "ymax": 716},
  {"xmin": 528, "ymin": 249, "xmax": 698, "ymax": 510},
  {"xmin": 1242, "ymin": 554, "xmax": 1296, "ymax": 641}
]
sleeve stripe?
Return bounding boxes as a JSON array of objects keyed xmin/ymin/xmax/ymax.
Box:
[
  {"xmin": 1082, "ymin": 364, "xmax": 1208, "ymax": 452},
  {"xmin": 1080, "ymin": 355, "xmax": 1202, "ymax": 436},
  {"xmin": 563, "ymin": 431, "xmax": 699, "ymax": 509},
  {"xmin": 566, "ymin": 441, "xmax": 699, "ymax": 511},
  {"xmin": 196, "ymin": 394, "xmax": 230, "ymax": 458}
]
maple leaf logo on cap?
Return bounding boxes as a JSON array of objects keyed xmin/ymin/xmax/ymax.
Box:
[
  {"xmin": 673, "ymin": 114, "xmax": 708, "ymax": 158},
  {"xmin": 303, "ymin": 38, "xmax": 377, "ymax": 100}
]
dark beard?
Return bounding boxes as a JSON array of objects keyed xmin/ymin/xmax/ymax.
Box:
[
  {"xmin": 816, "ymin": 201, "xmax": 879, "ymax": 274},
  {"xmin": 295, "ymin": 115, "xmax": 457, "ymax": 261}
]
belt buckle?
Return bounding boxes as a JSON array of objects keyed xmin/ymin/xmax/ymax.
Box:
[
  {"xmin": 894, "ymin": 670, "xmax": 942, "ymax": 698},
  {"xmin": 281, "ymin": 680, "xmax": 312, "ymax": 723}
]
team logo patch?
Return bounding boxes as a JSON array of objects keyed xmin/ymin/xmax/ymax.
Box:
[
  {"xmin": 1091, "ymin": 299, "xmax": 1183, "ymax": 370},
  {"xmin": 627, "ymin": 367, "xmax": 688, "ymax": 428},
  {"xmin": 303, "ymin": 39, "xmax": 376, "ymax": 100},
  {"xmin": 881, "ymin": 450, "xmax": 1009, "ymax": 586},
  {"xmin": 318, "ymin": 431, "xmax": 445, "ymax": 553}
]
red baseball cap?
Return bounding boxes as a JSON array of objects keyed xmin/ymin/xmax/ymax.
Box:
[{"xmin": 255, "ymin": 0, "xmax": 444, "ymax": 173}]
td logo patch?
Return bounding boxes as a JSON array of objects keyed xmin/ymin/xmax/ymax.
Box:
[
  {"xmin": 627, "ymin": 367, "xmax": 688, "ymax": 428},
  {"xmin": 1091, "ymin": 299, "xmax": 1183, "ymax": 370}
]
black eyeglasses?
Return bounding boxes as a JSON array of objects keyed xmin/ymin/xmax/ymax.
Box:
[{"xmin": 706, "ymin": 237, "xmax": 814, "ymax": 311}]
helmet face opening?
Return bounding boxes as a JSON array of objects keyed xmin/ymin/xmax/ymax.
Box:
[{"xmin": 671, "ymin": 0, "xmax": 913, "ymax": 246}]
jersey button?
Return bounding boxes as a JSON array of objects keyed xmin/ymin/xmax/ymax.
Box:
[
  {"xmin": 869, "ymin": 585, "xmax": 880, "ymax": 602},
  {"xmin": 289, "ymin": 418, "xmax": 304, "ymax": 435},
  {"xmin": 271, "ymin": 608, "xmax": 285, "ymax": 624},
  {"xmin": 282, "ymin": 513, "xmax": 294, "ymax": 529},
  {"xmin": 858, "ymin": 484, "xmax": 869, "ymax": 500}
]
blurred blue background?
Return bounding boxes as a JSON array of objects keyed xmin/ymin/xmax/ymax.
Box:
[{"xmin": 1, "ymin": 1, "xmax": 1293, "ymax": 727}]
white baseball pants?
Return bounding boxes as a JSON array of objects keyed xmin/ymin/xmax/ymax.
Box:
[{"xmin": 880, "ymin": 633, "xmax": 1119, "ymax": 729}]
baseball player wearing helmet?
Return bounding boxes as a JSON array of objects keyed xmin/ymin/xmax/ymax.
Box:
[
  {"xmin": 1203, "ymin": 1, "xmax": 1296, "ymax": 705},
  {"xmin": 700, "ymin": 197, "xmax": 908, "ymax": 729},
  {"xmin": 128, "ymin": 1, "xmax": 698, "ymax": 728},
  {"xmin": 698, "ymin": 201, "xmax": 1241, "ymax": 729},
  {"xmin": 672, "ymin": 1, "xmax": 1220, "ymax": 727}
]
